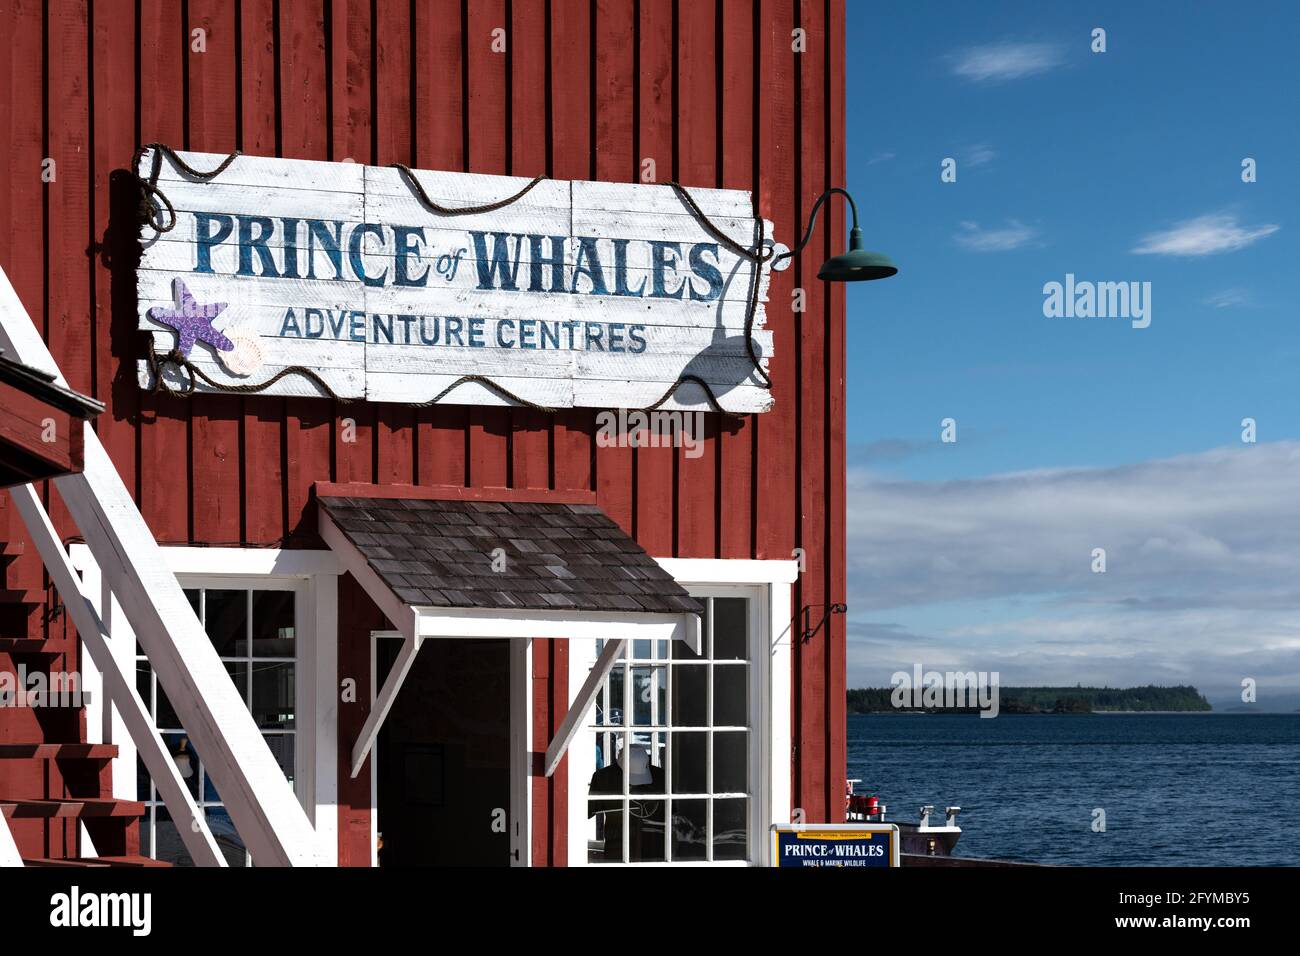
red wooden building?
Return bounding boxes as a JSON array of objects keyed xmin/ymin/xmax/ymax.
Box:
[{"xmin": 0, "ymin": 0, "xmax": 849, "ymax": 867}]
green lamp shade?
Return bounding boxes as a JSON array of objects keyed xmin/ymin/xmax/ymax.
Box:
[{"xmin": 817, "ymin": 226, "xmax": 898, "ymax": 282}]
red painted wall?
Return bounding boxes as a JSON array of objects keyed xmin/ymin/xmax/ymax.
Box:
[{"xmin": 0, "ymin": 0, "xmax": 848, "ymax": 863}]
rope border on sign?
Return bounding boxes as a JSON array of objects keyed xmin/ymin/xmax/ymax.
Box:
[{"xmin": 134, "ymin": 146, "xmax": 773, "ymax": 416}]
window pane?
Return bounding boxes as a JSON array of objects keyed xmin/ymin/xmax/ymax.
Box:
[
  {"xmin": 671, "ymin": 665, "xmax": 707, "ymax": 726},
  {"xmin": 136, "ymin": 662, "xmax": 152, "ymax": 716},
  {"xmin": 264, "ymin": 734, "xmax": 295, "ymax": 786},
  {"xmin": 156, "ymin": 679, "xmax": 181, "ymax": 731},
  {"xmin": 594, "ymin": 684, "xmax": 613, "ymax": 726},
  {"xmin": 630, "ymin": 666, "xmax": 664, "ymax": 726},
  {"xmin": 140, "ymin": 806, "xmax": 153, "ymax": 858},
  {"xmin": 183, "ymin": 588, "xmax": 201, "ymax": 615},
  {"xmin": 588, "ymin": 797, "xmax": 624, "ymax": 863},
  {"xmin": 671, "ymin": 798, "xmax": 708, "ymax": 861},
  {"xmin": 712, "ymin": 598, "xmax": 748, "ymax": 660},
  {"xmin": 628, "ymin": 794, "xmax": 666, "ymax": 862},
  {"xmin": 226, "ymin": 661, "xmax": 247, "ymax": 705},
  {"xmin": 714, "ymin": 664, "xmax": 748, "ymax": 727},
  {"xmin": 201, "ymin": 763, "xmax": 221, "ymax": 805},
  {"xmin": 206, "ymin": 807, "xmax": 246, "ymax": 867},
  {"xmin": 713, "ymin": 798, "xmax": 748, "ymax": 860},
  {"xmin": 252, "ymin": 662, "xmax": 295, "ymax": 729},
  {"xmin": 713, "ymin": 732, "xmax": 748, "ymax": 794},
  {"xmin": 136, "ymin": 756, "xmax": 152, "ymax": 804},
  {"xmin": 252, "ymin": 590, "xmax": 295, "ymax": 656},
  {"xmin": 167, "ymin": 733, "xmax": 200, "ymax": 800},
  {"xmin": 589, "ymin": 732, "xmax": 624, "ymax": 795},
  {"xmin": 670, "ymin": 731, "xmax": 707, "ymax": 793},
  {"xmin": 602, "ymin": 666, "xmax": 625, "ymax": 727},
  {"xmin": 203, "ymin": 589, "xmax": 248, "ymax": 656},
  {"xmin": 643, "ymin": 731, "xmax": 666, "ymax": 784},
  {"xmin": 152, "ymin": 804, "xmax": 195, "ymax": 867}
]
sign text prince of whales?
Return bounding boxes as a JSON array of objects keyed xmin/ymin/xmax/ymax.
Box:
[{"xmin": 135, "ymin": 150, "xmax": 775, "ymax": 412}]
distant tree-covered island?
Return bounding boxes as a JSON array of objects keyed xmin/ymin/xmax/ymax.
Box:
[{"xmin": 847, "ymin": 684, "xmax": 1212, "ymax": 714}]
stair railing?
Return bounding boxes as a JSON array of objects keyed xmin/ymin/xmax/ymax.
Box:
[
  {"xmin": 9, "ymin": 485, "xmax": 226, "ymax": 866},
  {"xmin": 0, "ymin": 265, "xmax": 317, "ymax": 866}
]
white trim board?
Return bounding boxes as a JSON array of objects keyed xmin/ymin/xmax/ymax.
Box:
[
  {"xmin": 72, "ymin": 544, "xmax": 342, "ymax": 578},
  {"xmin": 655, "ymin": 557, "xmax": 800, "ymax": 585},
  {"xmin": 415, "ymin": 606, "xmax": 699, "ymax": 645}
]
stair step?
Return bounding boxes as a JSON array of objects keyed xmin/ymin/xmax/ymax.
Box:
[
  {"xmin": 23, "ymin": 855, "xmax": 170, "ymax": 868},
  {"xmin": 0, "ymin": 689, "xmax": 92, "ymax": 707},
  {"xmin": 0, "ymin": 797, "xmax": 145, "ymax": 820},
  {"xmin": 0, "ymin": 638, "xmax": 58, "ymax": 655},
  {"xmin": 0, "ymin": 743, "xmax": 118, "ymax": 760},
  {"xmin": 0, "ymin": 541, "xmax": 23, "ymax": 558},
  {"xmin": 0, "ymin": 589, "xmax": 43, "ymax": 605},
  {"xmin": 0, "ymin": 691, "xmax": 93, "ymax": 707}
]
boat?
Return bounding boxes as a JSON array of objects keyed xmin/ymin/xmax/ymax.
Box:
[{"xmin": 845, "ymin": 779, "xmax": 963, "ymax": 858}]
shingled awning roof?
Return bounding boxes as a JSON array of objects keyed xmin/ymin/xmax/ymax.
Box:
[
  {"xmin": 316, "ymin": 494, "xmax": 702, "ymax": 617},
  {"xmin": 315, "ymin": 483, "xmax": 703, "ymax": 779}
]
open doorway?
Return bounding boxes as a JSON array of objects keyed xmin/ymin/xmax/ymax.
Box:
[{"xmin": 374, "ymin": 637, "xmax": 514, "ymax": 866}]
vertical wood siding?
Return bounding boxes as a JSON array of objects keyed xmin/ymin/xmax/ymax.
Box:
[{"xmin": 0, "ymin": 0, "xmax": 849, "ymax": 861}]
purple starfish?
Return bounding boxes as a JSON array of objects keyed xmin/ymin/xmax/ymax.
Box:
[{"xmin": 147, "ymin": 279, "xmax": 234, "ymax": 357}]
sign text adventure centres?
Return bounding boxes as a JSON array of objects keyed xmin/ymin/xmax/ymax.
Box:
[{"xmin": 136, "ymin": 150, "xmax": 775, "ymax": 412}]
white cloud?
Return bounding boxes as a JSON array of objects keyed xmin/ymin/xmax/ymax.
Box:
[
  {"xmin": 950, "ymin": 42, "xmax": 1064, "ymax": 82},
  {"xmin": 965, "ymin": 144, "xmax": 997, "ymax": 168},
  {"xmin": 1204, "ymin": 287, "xmax": 1251, "ymax": 308},
  {"xmin": 848, "ymin": 443, "xmax": 1300, "ymax": 609},
  {"xmin": 845, "ymin": 443, "xmax": 1300, "ymax": 695},
  {"xmin": 1133, "ymin": 214, "xmax": 1279, "ymax": 256},
  {"xmin": 953, "ymin": 219, "xmax": 1036, "ymax": 252},
  {"xmin": 866, "ymin": 151, "xmax": 896, "ymax": 166}
]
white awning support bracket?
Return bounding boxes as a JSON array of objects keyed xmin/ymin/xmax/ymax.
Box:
[
  {"xmin": 349, "ymin": 631, "xmax": 422, "ymax": 778},
  {"xmin": 9, "ymin": 485, "xmax": 227, "ymax": 867},
  {"xmin": 543, "ymin": 638, "xmax": 626, "ymax": 778},
  {"xmin": 320, "ymin": 508, "xmax": 425, "ymax": 779}
]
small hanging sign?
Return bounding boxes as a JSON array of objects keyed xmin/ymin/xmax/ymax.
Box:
[
  {"xmin": 771, "ymin": 824, "xmax": 901, "ymax": 868},
  {"xmin": 135, "ymin": 149, "xmax": 775, "ymax": 412}
]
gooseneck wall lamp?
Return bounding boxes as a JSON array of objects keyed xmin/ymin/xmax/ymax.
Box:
[{"xmin": 772, "ymin": 187, "xmax": 897, "ymax": 282}]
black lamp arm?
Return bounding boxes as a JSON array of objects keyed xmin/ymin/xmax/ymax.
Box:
[{"xmin": 771, "ymin": 187, "xmax": 860, "ymax": 269}]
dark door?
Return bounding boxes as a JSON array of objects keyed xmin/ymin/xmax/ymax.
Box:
[{"xmin": 376, "ymin": 638, "xmax": 512, "ymax": 866}]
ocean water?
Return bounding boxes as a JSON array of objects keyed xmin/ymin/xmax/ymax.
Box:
[{"xmin": 845, "ymin": 713, "xmax": 1300, "ymax": 866}]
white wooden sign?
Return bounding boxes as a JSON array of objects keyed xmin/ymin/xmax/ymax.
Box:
[{"xmin": 136, "ymin": 149, "xmax": 775, "ymax": 412}]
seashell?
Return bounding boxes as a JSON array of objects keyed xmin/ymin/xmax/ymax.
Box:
[{"xmin": 219, "ymin": 332, "xmax": 265, "ymax": 377}]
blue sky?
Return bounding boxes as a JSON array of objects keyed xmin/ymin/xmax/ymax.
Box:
[{"xmin": 842, "ymin": 1, "xmax": 1300, "ymax": 706}]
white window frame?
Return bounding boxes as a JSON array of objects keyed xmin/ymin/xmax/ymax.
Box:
[
  {"xmin": 72, "ymin": 545, "xmax": 342, "ymax": 866},
  {"xmin": 566, "ymin": 559, "xmax": 796, "ymax": 867}
]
